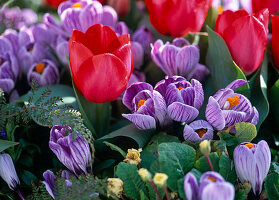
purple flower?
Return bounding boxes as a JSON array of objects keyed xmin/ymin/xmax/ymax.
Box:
[
  {"xmin": 183, "ymin": 120, "xmax": 213, "ymax": 143},
  {"xmin": 184, "ymin": 171, "xmax": 235, "ymax": 200},
  {"xmin": 27, "ymin": 59, "xmax": 59, "ymax": 87},
  {"xmin": 212, "ymin": 0, "xmax": 240, "ymax": 12},
  {"xmin": 205, "ymin": 79, "xmax": 259, "ymax": 131},
  {"xmin": 0, "ymin": 153, "xmax": 20, "ymax": 191},
  {"xmin": 234, "ymin": 140, "xmax": 271, "ymax": 195},
  {"xmin": 132, "ymin": 25, "xmax": 154, "ymax": 57},
  {"xmin": 49, "ymin": 125, "xmax": 91, "ymax": 176},
  {"xmin": 0, "ymin": 37, "xmax": 19, "ymax": 93},
  {"xmin": 122, "ymin": 82, "xmax": 169, "ymax": 130},
  {"xmin": 151, "ymin": 38, "xmax": 209, "ymax": 81},
  {"xmin": 115, "ymin": 21, "xmax": 129, "ymax": 36},
  {"xmin": 154, "ymin": 76, "xmax": 204, "ymax": 123},
  {"xmin": 132, "ymin": 41, "xmax": 144, "ymax": 70}
]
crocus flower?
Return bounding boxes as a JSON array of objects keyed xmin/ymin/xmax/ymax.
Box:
[
  {"xmin": 234, "ymin": 140, "xmax": 271, "ymax": 195},
  {"xmin": 132, "ymin": 41, "xmax": 144, "ymax": 70},
  {"xmin": 0, "ymin": 37, "xmax": 19, "ymax": 93},
  {"xmin": 144, "ymin": 0, "xmax": 212, "ymax": 37},
  {"xmin": 212, "ymin": 0, "xmax": 240, "ymax": 12},
  {"xmin": 132, "ymin": 25, "xmax": 154, "ymax": 57},
  {"xmin": 215, "ymin": 9, "xmax": 269, "ymax": 75},
  {"xmin": 206, "ymin": 79, "xmax": 258, "ymax": 131},
  {"xmin": 183, "ymin": 120, "xmax": 213, "ymax": 143},
  {"xmin": 272, "ymin": 15, "xmax": 279, "ymax": 70},
  {"xmin": 27, "ymin": 59, "xmax": 60, "ymax": 87},
  {"xmin": 184, "ymin": 171, "xmax": 235, "ymax": 200},
  {"xmin": 69, "ymin": 24, "xmax": 133, "ymax": 103},
  {"xmin": 122, "ymin": 82, "xmax": 169, "ymax": 130},
  {"xmin": 252, "ymin": 0, "xmax": 279, "ymax": 15},
  {"xmin": 49, "ymin": 125, "xmax": 91, "ymax": 176},
  {"xmin": 154, "ymin": 76, "xmax": 204, "ymax": 123},
  {"xmin": 107, "ymin": 0, "xmax": 130, "ymax": 17},
  {"xmin": 151, "ymin": 38, "xmax": 209, "ymax": 82}
]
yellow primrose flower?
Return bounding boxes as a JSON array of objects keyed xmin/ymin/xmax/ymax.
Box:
[
  {"xmin": 138, "ymin": 168, "xmax": 152, "ymax": 182},
  {"xmin": 153, "ymin": 173, "xmax": 168, "ymax": 187},
  {"xmin": 107, "ymin": 178, "xmax": 124, "ymax": 198},
  {"xmin": 124, "ymin": 148, "xmax": 142, "ymax": 165},
  {"xmin": 199, "ymin": 140, "xmax": 211, "ymax": 156}
]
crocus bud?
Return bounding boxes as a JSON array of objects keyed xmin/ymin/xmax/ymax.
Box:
[
  {"xmin": 132, "ymin": 41, "xmax": 144, "ymax": 70},
  {"xmin": 200, "ymin": 140, "xmax": 211, "ymax": 156},
  {"xmin": 107, "ymin": 178, "xmax": 124, "ymax": 198},
  {"xmin": 27, "ymin": 59, "xmax": 59, "ymax": 87},
  {"xmin": 133, "ymin": 25, "xmax": 154, "ymax": 57},
  {"xmin": 49, "ymin": 125, "xmax": 91, "ymax": 176},
  {"xmin": 0, "ymin": 153, "xmax": 20, "ymax": 191},
  {"xmin": 184, "ymin": 120, "xmax": 213, "ymax": 143},
  {"xmin": 153, "ymin": 173, "xmax": 168, "ymax": 188},
  {"xmin": 138, "ymin": 168, "xmax": 152, "ymax": 182},
  {"xmin": 124, "ymin": 148, "xmax": 142, "ymax": 165},
  {"xmin": 234, "ymin": 140, "xmax": 271, "ymax": 195}
]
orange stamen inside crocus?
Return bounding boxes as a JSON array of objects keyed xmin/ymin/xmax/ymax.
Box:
[
  {"xmin": 245, "ymin": 143, "xmax": 254, "ymax": 149},
  {"xmin": 226, "ymin": 96, "xmax": 240, "ymax": 110},
  {"xmin": 177, "ymin": 86, "xmax": 184, "ymax": 90},
  {"xmin": 217, "ymin": 6, "xmax": 224, "ymax": 14},
  {"xmin": 137, "ymin": 99, "xmax": 146, "ymax": 110},
  {"xmin": 195, "ymin": 129, "xmax": 207, "ymax": 138},
  {"xmin": 71, "ymin": 3, "xmax": 82, "ymax": 8},
  {"xmin": 208, "ymin": 177, "xmax": 216, "ymax": 182},
  {"xmin": 35, "ymin": 63, "xmax": 45, "ymax": 74}
]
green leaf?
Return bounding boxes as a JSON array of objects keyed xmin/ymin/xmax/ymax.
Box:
[
  {"xmin": 234, "ymin": 189, "xmax": 247, "ymax": 200},
  {"xmin": 218, "ymin": 153, "xmax": 237, "ymax": 184},
  {"xmin": 103, "ymin": 141, "xmax": 126, "ymax": 158},
  {"xmin": 73, "ymin": 83, "xmax": 111, "ymax": 138},
  {"xmin": 177, "ymin": 178, "xmax": 186, "ymax": 200},
  {"xmin": 195, "ymin": 152, "xmax": 220, "ymax": 172},
  {"xmin": 270, "ymin": 79, "xmax": 279, "ymax": 125},
  {"xmin": 116, "ymin": 162, "xmax": 148, "ymax": 200},
  {"xmin": 158, "ymin": 142, "xmax": 196, "ymax": 191},
  {"xmin": 21, "ymin": 170, "xmax": 37, "ymax": 187},
  {"xmin": 97, "ymin": 124, "xmax": 155, "ymax": 148},
  {"xmin": 0, "ymin": 139, "xmax": 18, "ymax": 152},
  {"xmin": 271, "ymin": 162, "xmax": 279, "ymax": 175},
  {"xmin": 206, "ymin": 26, "xmax": 249, "ymax": 95},
  {"xmin": 235, "ymin": 122, "xmax": 257, "ymax": 143},
  {"xmin": 249, "ymin": 53, "xmax": 269, "ymax": 130},
  {"xmin": 265, "ymin": 173, "xmax": 279, "ymax": 200}
]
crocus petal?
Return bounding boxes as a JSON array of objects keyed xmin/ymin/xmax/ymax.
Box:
[
  {"xmin": 191, "ymin": 79, "xmax": 204, "ymax": 110},
  {"xmin": 187, "ymin": 63, "xmax": 210, "ymax": 82},
  {"xmin": 172, "ymin": 37, "xmax": 190, "ymax": 47},
  {"xmin": 184, "ymin": 173, "xmax": 199, "ymax": 200},
  {"xmin": 122, "ymin": 114, "xmax": 156, "ymax": 130},
  {"xmin": 184, "ymin": 120, "xmax": 213, "ymax": 142},
  {"xmin": 167, "ymin": 102, "xmax": 199, "ymax": 123},
  {"xmin": 183, "ymin": 124, "xmax": 202, "ymax": 142},
  {"xmin": 153, "ymin": 90, "xmax": 168, "ymax": 126},
  {"xmin": 102, "ymin": 5, "xmax": 118, "ymax": 27},
  {"xmin": 201, "ymin": 182, "xmax": 235, "ymax": 200},
  {"xmin": 206, "ymin": 96, "xmax": 226, "ymax": 130},
  {"xmin": 165, "ymin": 83, "xmax": 184, "ymax": 105},
  {"xmin": 221, "ymin": 110, "xmax": 246, "ymax": 128},
  {"xmin": 0, "ymin": 79, "xmax": 15, "ymax": 93},
  {"xmin": 159, "ymin": 44, "xmax": 180, "ymax": 76},
  {"xmin": 225, "ymin": 79, "xmax": 248, "ymax": 90},
  {"xmin": 42, "ymin": 170, "xmax": 55, "ymax": 199},
  {"xmin": 154, "ymin": 76, "xmax": 185, "ymax": 98}
]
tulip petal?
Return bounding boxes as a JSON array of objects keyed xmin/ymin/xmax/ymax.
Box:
[
  {"xmin": 167, "ymin": 102, "xmax": 199, "ymax": 122},
  {"xmin": 272, "ymin": 15, "xmax": 279, "ymax": 69},
  {"xmin": 122, "ymin": 114, "xmax": 156, "ymax": 130}
]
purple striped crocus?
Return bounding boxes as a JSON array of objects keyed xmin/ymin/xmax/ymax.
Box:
[
  {"xmin": 184, "ymin": 171, "xmax": 235, "ymax": 200},
  {"xmin": 234, "ymin": 140, "xmax": 271, "ymax": 195},
  {"xmin": 151, "ymin": 38, "xmax": 209, "ymax": 81},
  {"xmin": 206, "ymin": 79, "xmax": 259, "ymax": 131},
  {"xmin": 49, "ymin": 125, "xmax": 91, "ymax": 176},
  {"xmin": 122, "ymin": 82, "xmax": 169, "ymax": 130},
  {"xmin": 183, "ymin": 120, "xmax": 213, "ymax": 143},
  {"xmin": 154, "ymin": 76, "xmax": 204, "ymax": 123}
]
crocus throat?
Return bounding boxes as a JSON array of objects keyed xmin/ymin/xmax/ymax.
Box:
[
  {"xmin": 137, "ymin": 99, "xmax": 146, "ymax": 110},
  {"xmin": 208, "ymin": 177, "xmax": 216, "ymax": 182},
  {"xmin": 195, "ymin": 128, "xmax": 207, "ymax": 138},
  {"xmin": 226, "ymin": 96, "xmax": 240, "ymax": 110},
  {"xmin": 177, "ymin": 86, "xmax": 184, "ymax": 90},
  {"xmin": 35, "ymin": 63, "xmax": 45, "ymax": 74},
  {"xmin": 245, "ymin": 143, "xmax": 254, "ymax": 149},
  {"xmin": 217, "ymin": 6, "xmax": 224, "ymax": 14},
  {"xmin": 71, "ymin": 3, "xmax": 82, "ymax": 8}
]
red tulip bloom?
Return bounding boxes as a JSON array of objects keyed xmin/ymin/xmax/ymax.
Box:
[
  {"xmin": 272, "ymin": 15, "xmax": 279, "ymax": 70},
  {"xmin": 44, "ymin": 0, "xmax": 66, "ymax": 8},
  {"xmin": 253, "ymin": 0, "xmax": 279, "ymax": 15},
  {"xmin": 69, "ymin": 24, "xmax": 133, "ymax": 103},
  {"xmin": 107, "ymin": 0, "xmax": 130, "ymax": 17},
  {"xmin": 144, "ymin": 0, "xmax": 211, "ymax": 37},
  {"xmin": 215, "ymin": 9, "xmax": 269, "ymax": 75}
]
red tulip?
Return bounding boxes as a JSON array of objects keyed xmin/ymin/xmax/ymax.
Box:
[
  {"xmin": 44, "ymin": 0, "xmax": 66, "ymax": 8},
  {"xmin": 215, "ymin": 9, "xmax": 269, "ymax": 75},
  {"xmin": 69, "ymin": 24, "xmax": 133, "ymax": 103},
  {"xmin": 107, "ymin": 0, "xmax": 130, "ymax": 17},
  {"xmin": 253, "ymin": 0, "xmax": 279, "ymax": 15},
  {"xmin": 272, "ymin": 15, "xmax": 279, "ymax": 70},
  {"xmin": 144, "ymin": 0, "xmax": 211, "ymax": 37}
]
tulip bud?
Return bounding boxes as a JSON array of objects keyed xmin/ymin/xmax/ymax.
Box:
[
  {"xmin": 200, "ymin": 140, "xmax": 211, "ymax": 156},
  {"xmin": 138, "ymin": 168, "xmax": 152, "ymax": 182},
  {"xmin": 153, "ymin": 173, "xmax": 168, "ymax": 188},
  {"xmin": 107, "ymin": 178, "xmax": 124, "ymax": 198},
  {"xmin": 124, "ymin": 148, "xmax": 142, "ymax": 165}
]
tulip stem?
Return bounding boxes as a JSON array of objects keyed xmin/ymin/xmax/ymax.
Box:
[
  {"xmin": 16, "ymin": 190, "xmax": 25, "ymax": 200},
  {"xmin": 149, "ymin": 181, "xmax": 162, "ymax": 200},
  {"xmin": 163, "ymin": 187, "xmax": 171, "ymax": 200},
  {"xmin": 205, "ymin": 155, "xmax": 214, "ymax": 171}
]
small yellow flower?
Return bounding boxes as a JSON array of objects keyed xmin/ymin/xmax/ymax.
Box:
[
  {"xmin": 124, "ymin": 148, "xmax": 142, "ymax": 165},
  {"xmin": 107, "ymin": 178, "xmax": 124, "ymax": 198},
  {"xmin": 138, "ymin": 168, "xmax": 152, "ymax": 182},
  {"xmin": 153, "ymin": 173, "xmax": 168, "ymax": 187},
  {"xmin": 199, "ymin": 140, "xmax": 211, "ymax": 156}
]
